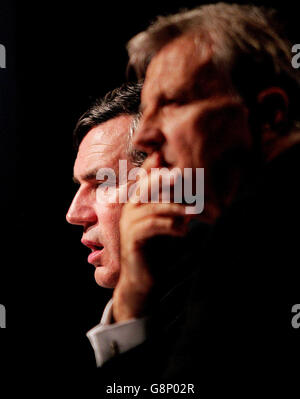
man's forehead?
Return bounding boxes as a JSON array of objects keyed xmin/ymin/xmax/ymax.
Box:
[
  {"xmin": 142, "ymin": 33, "xmax": 213, "ymax": 100},
  {"xmin": 79, "ymin": 115, "xmax": 132, "ymax": 152},
  {"xmin": 74, "ymin": 115, "xmax": 132, "ymax": 178},
  {"xmin": 156, "ymin": 34, "xmax": 200, "ymax": 66}
]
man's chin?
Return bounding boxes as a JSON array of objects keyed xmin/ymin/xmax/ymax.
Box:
[{"xmin": 94, "ymin": 266, "xmax": 119, "ymax": 289}]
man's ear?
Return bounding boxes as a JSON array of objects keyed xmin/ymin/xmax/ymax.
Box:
[{"xmin": 256, "ymin": 87, "xmax": 289, "ymax": 134}]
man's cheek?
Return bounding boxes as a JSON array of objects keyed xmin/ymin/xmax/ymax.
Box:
[
  {"xmin": 118, "ymin": 183, "xmax": 130, "ymax": 204},
  {"xmin": 95, "ymin": 200, "xmax": 122, "ymax": 225}
]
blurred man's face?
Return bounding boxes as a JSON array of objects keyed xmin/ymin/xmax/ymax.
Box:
[
  {"xmin": 66, "ymin": 115, "xmax": 134, "ymax": 288},
  {"xmin": 134, "ymin": 33, "xmax": 253, "ymax": 221}
]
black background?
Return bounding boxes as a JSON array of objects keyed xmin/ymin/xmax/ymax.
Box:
[{"xmin": 0, "ymin": 0, "xmax": 299, "ymax": 395}]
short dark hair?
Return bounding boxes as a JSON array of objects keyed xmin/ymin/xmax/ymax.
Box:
[{"xmin": 73, "ymin": 82, "xmax": 146, "ymax": 165}]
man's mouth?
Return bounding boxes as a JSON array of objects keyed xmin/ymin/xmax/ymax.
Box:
[{"xmin": 81, "ymin": 239, "xmax": 104, "ymax": 265}]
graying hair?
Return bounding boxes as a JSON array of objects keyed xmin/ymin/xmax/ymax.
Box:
[
  {"xmin": 127, "ymin": 3, "xmax": 300, "ymax": 126},
  {"xmin": 127, "ymin": 112, "xmax": 147, "ymax": 167},
  {"xmin": 73, "ymin": 82, "xmax": 147, "ymax": 165}
]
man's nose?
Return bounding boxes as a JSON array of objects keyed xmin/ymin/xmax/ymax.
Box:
[
  {"xmin": 133, "ymin": 117, "xmax": 165, "ymax": 154},
  {"xmin": 66, "ymin": 190, "xmax": 97, "ymax": 227}
]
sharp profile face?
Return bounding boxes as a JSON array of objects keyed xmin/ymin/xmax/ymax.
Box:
[{"xmin": 67, "ymin": 115, "xmax": 135, "ymax": 288}]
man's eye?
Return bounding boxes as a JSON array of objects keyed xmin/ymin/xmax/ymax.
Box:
[
  {"xmin": 162, "ymin": 98, "xmax": 176, "ymax": 106},
  {"xmin": 163, "ymin": 97, "xmax": 186, "ymax": 107},
  {"xmin": 95, "ymin": 181, "xmax": 116, "ymax": 189},
  {"xmin": 96, "ymin": 181, "xmax": 107, "ymax": 188}
]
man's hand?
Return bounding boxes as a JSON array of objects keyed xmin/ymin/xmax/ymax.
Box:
[{"xmin": 113, "ymin": 155, "xmax": 189, "ymax": 322}]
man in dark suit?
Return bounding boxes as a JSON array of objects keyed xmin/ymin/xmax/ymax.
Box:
[
  {"xmin": 66, "ymin": 83, "xmax": 149, "ymax": 371},
  {"xmin": 97, "ymin": 3, "xmax": 299, "ymax": 395}
]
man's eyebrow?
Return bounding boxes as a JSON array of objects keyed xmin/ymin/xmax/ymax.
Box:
[{"xmin": 72, "ymin": 167, "xmax": 104, "ymax": 185}]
